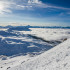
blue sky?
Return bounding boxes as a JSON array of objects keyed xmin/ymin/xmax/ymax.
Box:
[{"xmin": 0, "ymin": 0, "xmax": 70, "ymax": 26}]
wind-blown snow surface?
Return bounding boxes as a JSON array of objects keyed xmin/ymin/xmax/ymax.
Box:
[
  {"xmin": 0, "ymin": 27, "xmax": 70, "ymax": 70},
  {"xmin": 8, "ymin": 39, "xmax": 70, "ymax": 70}
]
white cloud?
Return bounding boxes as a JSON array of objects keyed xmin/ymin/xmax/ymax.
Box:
[
  {"xmin": 28, "ymin": 0, "xmax": 39, "ymax": 3},
  {"xmin": 0, "ymin": 0, "xmax": 46, "ymax": 14},
  {"xmin": 0, "ymin": 0, "xmax": 70, "ymax": 14},
  {"xmin": 0, "ymin": 0, "xmax": 14, "ymax": 14},
  {"xmin": 49, "ymin": 5, "xmax": 70, "ymax": 10},
  {"xmin": 14, "ymin": 0, "xmax": 47, "ymax": 10}
]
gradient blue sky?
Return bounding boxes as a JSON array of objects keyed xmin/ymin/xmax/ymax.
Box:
[{"xmin": 0, "ymin": 0, "xmax": 70, "ymax": 26}]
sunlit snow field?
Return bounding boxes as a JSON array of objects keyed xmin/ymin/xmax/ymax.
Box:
[{"xmin": 0, "ymin": 27, "xmax": 70, "ymax": 70}]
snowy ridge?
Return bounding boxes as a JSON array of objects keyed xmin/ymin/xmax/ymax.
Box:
[{"xmin": 9, "ymin": 38, "xmax": 70, "ymax": 70}]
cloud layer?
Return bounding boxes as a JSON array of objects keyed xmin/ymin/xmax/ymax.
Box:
[
  {"xmin": 0, "ymin": 0, "xmax": 46, "ymax": 14},
  {"xmin": 0, "ymin": 0, "xmax": 12, "ymax": 14},
  {"xmin": 0, "ymin": 0, "xmax": 70, "ymax": 14}
]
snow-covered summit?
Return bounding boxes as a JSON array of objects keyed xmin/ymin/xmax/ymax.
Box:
[{"xmin": 9, "ymin": 38, "xmax": 70, "ymax": 70}]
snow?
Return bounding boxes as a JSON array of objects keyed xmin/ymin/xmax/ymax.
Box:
[
  {"xmin": 0, "ymin": 55, "xmax": 32, "ymax": 70},
  {"xmin": 8, "ymin": 38, "xmax": 70, "ymax": 70},
  {"xmin": 0, "ymin": 34, "xmax": 53, "ymax": 56},
  {"xmin": 0, "ymin": 27, "xmax": 70, "ymax": 70}
]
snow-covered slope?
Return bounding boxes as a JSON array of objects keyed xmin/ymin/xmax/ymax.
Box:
[{"xmin": 8, "ymin": 38, "xmax": 70, "ymax": 70}]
